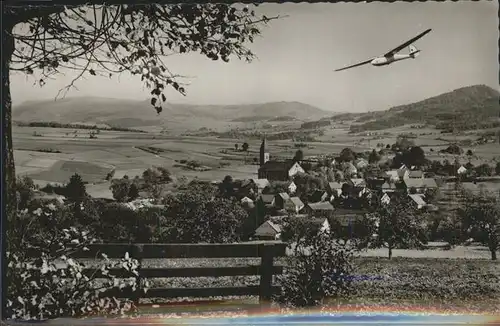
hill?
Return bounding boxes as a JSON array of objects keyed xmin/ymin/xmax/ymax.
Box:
[
  {"xmin": 13, "ymin": 97, "xmax": 330, "ymax": 132},
  {"xmin": 349, "ymin": 85, "xmax": 500, "ymax": 133}
]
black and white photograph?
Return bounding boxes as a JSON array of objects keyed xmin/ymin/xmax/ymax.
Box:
[{"xmin": 2, "ymin": 0, "xmax": 499, "ymax": 324}]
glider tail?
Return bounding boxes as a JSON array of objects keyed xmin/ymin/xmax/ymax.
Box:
[{"xmin": 409, "ymin": 45, "xmax": 420, "ymax": 58}]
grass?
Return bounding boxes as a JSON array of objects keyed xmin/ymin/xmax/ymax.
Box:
[{"xmin": 74, "ymin": 251, "xmax": 500, "ymax": 312}]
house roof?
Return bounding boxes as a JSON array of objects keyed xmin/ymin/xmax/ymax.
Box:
[
  {"xmin": 382, "ymin": 182, "xmax": 397, "ymax": 189},
  {"xmin": 307, "ymin": 202, "xmax": 335, "ymax": 211},
  {"xmin": 258, "ymin": 160, "xmax": 296, "ymax": 173},
  {"xmin": 241, "ymin": 196, "xmax": 254, "ymax": 203},
  {"xmin": 276, "ymin": 192, "xmax": 290, "ymax": 200},
  {"xmin": 408, "ymin": 170, "xmax": 424, "ymax": 178},
  {"xmin": 350, "ymin": 178, "xmax": 366, "ymax": 187},
  {"xmin": 408, "ymin": 194, "xmax": 427, "ymax": 206},
  {"xmin": 329, "ymin": 182, "xmax": 343, "ymax": 189},
  {"xmin": 260, "ymin": 194, "xmax": 275, "ymax": 203},
  {"xmin": 385, "ymin": 170, "xmax": 399, "ymax": 179},
  {"xmin": 255, "ymin": 220, "xmax": 282, "ymax": 236},
  {"xmin": 403, "ymin": 178, "xmax": 438, "ymax": 189},
  {"xmin": 270, "ymin": 215, "xmax": 328, "ymax": 227},
  {"xmin": 288, "ymin": 196, "xmax": 304, "ymax": 208},
  {"xmin": 250, "ymin": 178, "xmax": 270, "ymax": 189}
]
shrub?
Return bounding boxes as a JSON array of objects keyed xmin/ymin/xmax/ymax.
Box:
[
  {"xmin": 274, "ymin": 230, "xmax": 355, "ymax": 307},
  {"xmin": 6, "ymin": 205, "xmax": 146, "ymax": 321}
]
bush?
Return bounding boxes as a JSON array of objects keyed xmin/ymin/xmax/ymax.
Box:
[
  {"xmin": 6, "ymin": 205, "xmax": 145, "ymax": 321},
  {"xmin": 274, "ymin": 230, "xmax": 355, "ymax": 307}
]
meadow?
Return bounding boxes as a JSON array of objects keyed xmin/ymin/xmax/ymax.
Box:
[{"xmin": 74, "ymin": 252, "xmax": 499, "ymax": 312}]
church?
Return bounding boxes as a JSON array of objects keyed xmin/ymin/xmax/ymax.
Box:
[{"xmin": 257, "ymin": 136, "xmax": 305, "ymax": 181}]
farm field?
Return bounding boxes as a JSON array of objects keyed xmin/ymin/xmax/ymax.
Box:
[{"xmin": 12, "ymin": 125, "xmax": 375, "ymax": 187}]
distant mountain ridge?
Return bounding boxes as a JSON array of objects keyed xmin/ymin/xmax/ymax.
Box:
[
  {"xmin": 13, "ymin": 97, "xmax": 330, "ymax": 130},
  {"xmin": 349, "ymin": 84, "xmax": 500, "ymax": 133}
]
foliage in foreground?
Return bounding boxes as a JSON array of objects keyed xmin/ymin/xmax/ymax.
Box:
[
  {"xmin": 6, "ymin": 205, "xmax": 147, "ymax": 321},
  {"xmin": 274, "ymin": 230, "xmax": 355, "ymax": 307}
]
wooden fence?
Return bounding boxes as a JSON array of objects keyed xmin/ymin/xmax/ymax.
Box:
[{"xmin": 68, "ymin": 241, "xmax": 287, "ymax": 304}]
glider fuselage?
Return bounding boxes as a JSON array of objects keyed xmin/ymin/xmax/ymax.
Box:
[{"xmin": 371, "ymin": 50, "xmax": 420, "ymax": 66}]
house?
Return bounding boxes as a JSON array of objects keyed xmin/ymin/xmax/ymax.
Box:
[
  {"xmin": 32, "ymin": 191, "xmax": 66, "ymax": 205},
  {"xmin": 385, "ymin": 170, "xmax": 401, "ymax": 182},
  {"xmin": 332, "ymin": 208, "xmax": 367, "ymax": 227},
  {"xmin": 259, "ymin": 194, "xmax": 275, "ymax": 208},
  {"xmin": 254, "ymin": 219, "xmax": 282, "ymax": 240},
  {"xmin": 254, "ymin": 216, "xmax": 330, "ymax": 240},
  {"xmin": 303, "ymin": 201, "xmax": 335, "ymax": 217},
  {"xmin": 381, "ymin": 182, "xmax": 397, "ymax": 193},
  {"xmin": 381, "ymin": 192, "xmax": 391, "ymax": 205},
  {"xmin": 350, "ymin": 178, "xmax": 367, "ymax": 188},
  {"xmin": 408, "ymin": 194, "xmax": 427, "ymax": 209},
  {"xmin": 240, "ymin": 196, "xmax": 255, "ymax": 209},
  {"xmin": 386, "ymin": 165, "xmax": 410, "ymax": 182},
  {"xmin": 408, "ymin": 170, "xmax": 424, "ymax": 179},
  {"xmin": 457, "ymin": 166, "xmax": 467, "ymax": 175},
  {"xmin": 274, "ymin": 192, "xmax": 291, "ymax": 210},
  {"xmin": 287, "ymin": 181, "xmax": 297, "ymax": 194},
  {"xmin": 258, "ymin": 161, "xmax": 305, "ymax": 181},
  {"xmin": 365, "ymin": 178, "xmax": 386, "ymax": 191},
  {"xmin": 284, "ymin": 197, "xmax": 305, "ymax": 214},
  {"xmin": 403, "ymin": 178, "xmax": 438, "ymax": 192},
  {"xmin": 308, "ymin": 190, "xmax": 329, "ymax": 203},
  {"xmin": 124, "ymin": 199, "xmax": 165, "ymax": 211},
  {"xmin": 355, "ymin": 158, "xmax": 369, "ymax": 170},
  {"xmin": 249, "ymin": 178, "xmax": 271, "ymax": 193},
  {"xmin": 328, "ymin": 182, "xmax": 344, "ymax": 197},
  {"xmin": 310, "ymin": 217, "xmax": 330, "ymax": 233}
]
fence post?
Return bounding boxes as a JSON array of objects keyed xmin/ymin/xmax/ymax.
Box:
[
  {"xmin": 131, "ymin": 244, "xmax": 144, "ymax": 308},
  {"xmin": 259, "ymin": 243, "xmax": 275, "ymax": 305}
]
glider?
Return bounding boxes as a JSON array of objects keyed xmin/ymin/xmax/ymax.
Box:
[{"xmin": 335, "ymin": 28, "xmax": 432, "ymax": 72}]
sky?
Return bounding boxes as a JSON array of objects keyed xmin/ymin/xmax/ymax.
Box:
[{"xmin": 10, "ymin": 1, "xmax": 499, "ymax": 112}]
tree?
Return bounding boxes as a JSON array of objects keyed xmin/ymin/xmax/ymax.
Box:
[
  {"xmin": 142, "ymin": 166, "xmax": 171, "ymax": 199},
  {"xmin": 466, "ymin": 149, "xmax": 474, "ymax": 157},
  {"xmin": 408, "ymin": 146, "xmax": 426, "ymax": 167},
  {"xmin": 219, "ymin": 175, "xmax": 235, "ymax": 198},
  {"xmin": 128, "ymin": 183, "xmax": 140, "ymax": 201},
  {"xmin": 326, "ymin": 169, "xmax": 335, "ymax": 182},
  {"xmin": 162, "ymin": 182, "xmax": 248, "ymax": 243},
  {"xmin": 234, "ymin": 143, "xmax": 239, "ymax": 151},
  {"xmin": 293, "ymin": 149, "xmax": 304, "ymax": 162},
  {"xmin": 15, "ymin": 176, "xmax": 37, "ymax": 210},
  {"xmin": 65, "ymin": 173, "xmax": 87, "ymax": 203},
  {"xmin": 110, "ymin": 178, "xmax": 138, "ymax": 203},
  {"xmin": 495, "ymin": 162, "xmax": 500, "ymax": 175},
  {"xmin": 2, "ymin": 2, "xmax": 282, "ymax": 233},
  {"xmin": 393, "ymin": 136, "xmax": 415, "ymax": 152},
  {"xmin": 275, "ymin": 223, "xmax": 355, "ymax": 307},
  {"xmin": 242, "ymin": 142, "xmax": 249, "ymax": 152},
  {"xmin": 475, "ymin": 164, "xmax": 493, "ymax": 177},
  {"xmin": 460, "ymin": 190, "xmax": 500, "ymax": 260},
  {"xmin": 329, "ymin": 214, "xmax": 377, "ymax": 250},
  {"xmin": 339, "ymin": 148, "xmax": 355, "ymax": 162},
  {"xmin": 368, "ymin": 149, "xmax": 381, "ymax": 164},
  {"xmin": 373, "ymin": 194, "xmax": 428, "ymax": 259}
]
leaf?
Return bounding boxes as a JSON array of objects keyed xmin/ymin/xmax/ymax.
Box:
[
  {"xmin": 89, "ymin": 69, "xmax": 96, "ymax": 76},
  {"xmin": 155, "ymin": 106, "xmax": 162, "ymax": 114},
  {"xmin": 161, "ymin": 94, "xmax": 166, "ymax": 102},
  {"xmin": 151, "ymin": 98, "xmax": 157, "ymax": 106}
]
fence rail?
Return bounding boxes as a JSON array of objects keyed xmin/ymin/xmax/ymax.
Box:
[{"xmin": 62, "ymin": 241, "xmax": 287, "ymax": 304}]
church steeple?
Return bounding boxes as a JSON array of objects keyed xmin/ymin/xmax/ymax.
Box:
[{"xmin": 260, "ymin": 134, "xmax": 269, "ymax": 166}]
